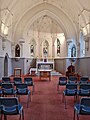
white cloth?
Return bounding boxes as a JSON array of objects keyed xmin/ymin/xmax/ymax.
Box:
[{"xmin": 30, "ymin": 68, "xmax": 37, "ymax": 75}]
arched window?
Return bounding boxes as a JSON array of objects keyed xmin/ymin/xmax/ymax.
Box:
[
  {"xmin": 57, "ymin": 38, "xmax": 60, "ymax": 56},
  {"xmin": 71, "ymin": 44, "xmax": 76, "ymax": 57},
  {"xmin": 43, "ymin": 40, "xmax": 49, "ymax": 56},
  {"xmin": 30, "ymin": 44, "xmax": 34, "ymax": 56},
  {"xmin": 29, "ymin": 38, "xmax": 36, "ymax": 57},
  {"xmin": 15, "ymin": 44, "xmax": 20, "ymax": 57}
]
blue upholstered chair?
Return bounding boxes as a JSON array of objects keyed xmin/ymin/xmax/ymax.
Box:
[
  {"xmin": 57, "ymin": 76, "xmax": 67, "ymax": 93},
  {"xmin": 77, "ymin": 84, "xmax": 90, "ymax": 102},
  {"xmin": 68, "ymin": 76, "xmax": 77, "ymax": 84},
  {"xmin": 24, "ymin": 77, "xmax": 34, "ymax": 94},
  {"xmin": 74, "ymin": 97, "xmax": 90, "ymax": 120},
  {"xmin": 16, "ymin": 83, "xmax": 31, "ymax": 108},
  {"xmin": 63, "ymin": 83, "xmax": 77, "ymax": 109},
  {"xmin": 13, "ymin": 77, "xmax": 22, "ymax": 86},
  {"xmin": 2, "ymin": 83, "xmax": 15, "ymax": 97},
  {"xmin": 0, "ymin": 97, "xmax": 24, "ymax": 120},
  {"xmin": 78, "ymin": 76, "xmax": 89, "ymax": 85}
]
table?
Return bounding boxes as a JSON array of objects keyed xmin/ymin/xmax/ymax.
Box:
[
  {"xmin": 14, "ymin": 68, "xmax": 22, "ymax": 77},
  {"xmin": 38, "ymin": 69, "xmax": 52, "ymax": 81}
]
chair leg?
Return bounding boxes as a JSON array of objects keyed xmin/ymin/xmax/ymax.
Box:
[
  {"xmin": 22, "ymin": 109, "xmax": 24, "ymax": 120},
  {"xmin": 57, "ymin": 85, "xmax": 60, "ymax": 93},
  {"xmin": 32, "ymin": 85, "xmax": 34, "ymax": 95},
  {"xmin": 73, "ymin": 109, "xmax": 75, "ymax": 120},
  {"xmin": 29, "ymin": 93, "xmax": 31, "ymax": 102},
  {"xmin": 19, "ymin": 114, "xmax": 21, "ymax": 120},
  {"xmin": 4, "ymin": 115, "xmax": 7, "ymax": 120},
  {"xmin": 77, "ymin": 114, "xmax": 79, "ymax": 120},
  {"xmin": 27, "ymin": 93, "xmax": 31, "ymax": 108},
  {"xmin": 64, "ymin": 96, "xmax": 67, "ymax": 109},
  {"xmin": 0, "ymin": 114, "xmax": 2, "ymax": 120},
  {"xmin": 62, "ymin": 92, "xmax": 64, "ymax": 102},
  {"xmin": 27, "ymin": 95, "xmax": 29, "ymax": 108}
]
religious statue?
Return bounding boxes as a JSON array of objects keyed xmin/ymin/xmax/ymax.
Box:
[
  {"xmin": 30, "ymin": 45, "xmax": 34, "ymax": 56},
  {"xmin": 43, "ymin": 40, "xmax": 48, "ymax": 56}
]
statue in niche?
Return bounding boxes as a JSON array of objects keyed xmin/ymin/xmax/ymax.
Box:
[
  {"xmin": 43, "ymin": 40, "xmax": 48, "ymax": 56},
  {"xmin": 30, "ymin": 44, "xmax": 34, "ymax": 56},
  {"xmin": 57, "ymin": 38, "xmax": 60, "ymax": 56},
  {"xmin": 15, "ymin": 44, "xmax": 20, "ymax": 57},
  {"xmin": 71, "ymin": 44, "xmax": 76, "ymax": 57}
]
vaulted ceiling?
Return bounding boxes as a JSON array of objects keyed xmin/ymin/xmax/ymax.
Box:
[{"xmin": 0, "ymin": 0, "xmax": 90, "ymax": 42}]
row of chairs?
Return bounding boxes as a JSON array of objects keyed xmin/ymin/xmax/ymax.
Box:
[
  {"xmin": 63, "ymin": 83, "xmax": 90, "ymax": 108},
  {"xmin": 0, "ymin": 97, "xmax": 24, "ymax": 120},
  {"xmin": 0, "ymin": 83, "xmax": 31, "ymax": 108},
  {"xmin": 57, "ymin": 76, "xmax": 89, "ymax": 92},
  {"xmin": 57, "ymin": 76, "xmax": 90, "ymax": 119},
  {"xmin": 0, "ymin": 77, "xmax": 34, "ymax": 94}
]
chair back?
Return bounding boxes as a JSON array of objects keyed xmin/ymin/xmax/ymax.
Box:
[
  {"xmin": 59, "ymin": 77, "xmax": 67, "ymax": 84},
  {"xmin": 2, "ymin": 77, "xmax": 11, "ymax": 83},
  {"xmin": 79, "ymin": 84, "xmax": 90, "ymax": 90},
  {"xmin": 79, "ymin": 76, "xmax": 89, "ymax": 84},
  {"xmin": 2, "ymin": 83, "xmax": 13, "ymax": 89},
  {"xmin": 0, "ymin": 97, "xmax": 20, "ymax": 115},
  {"xmin": 68, "ymin": 76, "xmax": 77, "ymax": 84},
  {"xmin": 16, "ymin": 83, "xmax": 28, "ymax": 94},
  {"xmin": 16, "ymin": 83, "xmax": 28, "ymax": 89},
  {"xmin": 14, "ymin": 77, "xmax": 22, "ymax": 85},
  {"xmin": 80, "ymin": 98, "xmax": 90, "ymax": 114},
  {"xmin": 0, "ymin": 97, "xmax": 18, "ymax": 107},
  {"xmin": 66, "ymin": 83, "xmax": 77, "ymax": 90},
  {"xmin": 24, "ymin": 77, "xmax": 33, "ymax": 86}
]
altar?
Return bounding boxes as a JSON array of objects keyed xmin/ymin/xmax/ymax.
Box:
[{"xmin": 37, "ymin": 61, "xmax": 54, "ymax": 70}]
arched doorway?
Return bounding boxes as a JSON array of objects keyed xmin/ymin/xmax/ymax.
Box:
[{"xmin": 4, "ymin": 53, "xmax": 9, "ymax": 76}]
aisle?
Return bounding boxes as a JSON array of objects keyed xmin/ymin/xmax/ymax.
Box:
[{"xmin": 23, "ymin": 76, "xmax": 74, "ymax": 120}]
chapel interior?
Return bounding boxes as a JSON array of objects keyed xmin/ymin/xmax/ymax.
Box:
[{"xmin": 0, "ymin": 0, "xmax": 90, "ymax": 120}]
